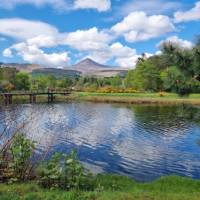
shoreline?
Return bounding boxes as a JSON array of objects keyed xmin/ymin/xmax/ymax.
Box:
[
  {"xmin": 1, "ymin": 92, "xmax": 200, "ymax": 105},
  {"xmin": 75, "ymin": 92, "xmax": 200, "ymax": 106}
]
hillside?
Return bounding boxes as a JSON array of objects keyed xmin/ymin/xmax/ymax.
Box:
[
  {"xmin": 0, "ymin": 63, "xmax": 41, "ymax": 73},
  {"xmin": 0, "ymin": 58, "xmax": 128, "ymax": 78},
  {"xmin": 32, "ymin": 68, "xmax": 81, "ymax": 78},
  {"xmin": 71, "ymin": 58, "xmax": 128, "ymax": 77}
]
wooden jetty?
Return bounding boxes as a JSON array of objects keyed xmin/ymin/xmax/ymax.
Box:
[{"xmin": 0, "ymin": 89, "xmax": 71, "ymax": 105}]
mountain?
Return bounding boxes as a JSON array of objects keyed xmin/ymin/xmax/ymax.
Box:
[
  {"xmin": 0, "ymin": 58, "xmax": 128, "ymax": 78},
  {"xmin": 72, "ymin": 58, "xmax": 109, "ymax": 74},
  {"xmin": 32, "ymin": 68, "xmax": 81, "ymax": 78},
  {"xmin": 71, "ymin": 58, "xmax": 128, "ymax": 77},
  {"xmin": 0, "ymin": 63, "xmax": 80, "ymax": 78},
  {"xmin": 0, "ymin": 63, "xmax": 41, "ymax": 73}
]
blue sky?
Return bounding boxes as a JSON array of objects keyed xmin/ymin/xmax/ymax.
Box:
[{"xmin": 0, "ymin": 0, "xmax": 199, "ymax": 68}]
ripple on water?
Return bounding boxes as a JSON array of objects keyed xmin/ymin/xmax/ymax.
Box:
[{"xmin": 1, "ymin": 103, "xmax": 200, "ymax": 182}]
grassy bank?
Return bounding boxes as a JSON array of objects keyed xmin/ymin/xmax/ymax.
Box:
[
  {"xmin": 74, "ymin": 92, "xmax": 200, "ymax": 105},
  {"xmin": 1, "ymin": 92, "xmax": 200, "ymax": 105},
  {"xmin": 1, "ymin": 175, "xmax": 200, "ymax": 200}
]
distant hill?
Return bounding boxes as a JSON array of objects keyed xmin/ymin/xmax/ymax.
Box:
[
  {"xmin": 0, "ymin": 58, "xmax": 128, "ymax": 78},
  {"xmin": 70, "ymin": 58, "xmax": 128, "ymax": 77},
  {"xmin": 32, "ymin": 68, "xmax": 81, "ymax": 78},
  {"xmin": 0, "ymin": 63, "xmax": 41, "ymax": 73}
]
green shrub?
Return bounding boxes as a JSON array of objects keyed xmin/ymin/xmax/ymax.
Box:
[
  {"xmin": 0, "ymin": 135, "xmax": 95, "ymax": 191},
  {"xmin": 0, "ymin": 134, "xmax": 35, "ymax": 182},
  {"xmin": 37, "ymin": 150, "xmax": 94, "ymax": 191}
]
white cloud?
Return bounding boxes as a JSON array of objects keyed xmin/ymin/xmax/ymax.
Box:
[
  {"xmin": 74, "ymin": 0, "xmax": 111, "ymax": 12},
  {"xmin": 0, "ymin": 19, "xmax": 112, "ymax": 51},
  {"xmin": 155, "ymin": 50, "xmax": 162, "ymax": 55},
  {"xmin": 86, "ymin": 49, "xmax": 111, "ymax": 64},
  {"xmin": 27, "ymin": 35, "xmax": 59, "ymax": 47},
  {"xmin": 159, "ymin": 36, "xmax": 193, "ymax": 49},
  {"xmin": 0, "ymin": 0, "xmax": 111, "ymax": 12},
  {"xmin": 64, "ymin": 27, "xmax": 112, "ymax": 51},
  {"xmin": 119, "ymin": 0, "xmax": 181, "ymax": 16},
  {"xmin": 5, "ymin": 42, "xmax": 70, "ymax": 67},
  {"xmin": 0, "ymin": 0, "xmax": 68, "ymax": 10},
  {"xmin": 0, "ymin": 16, "xmax": 171, "ymax": 69},
  {"xmin": 111, "ymin": 11, "xmax": 175, "ymax": 42},
  {"xmin": 86, "ymin": 42, "xmax": 139, "ymax": 68},
  {"xmin": 110, "ymin": 42, "xmax": 139, "ymax": 67},
  {"xmin": 174, "ymin": 1, "xmax": 200, "ymax": 23},
  {"xmin": 0, "ymin": 18, "xmax": 59, "ymax": 40},
  {"xmin": 0, "ymin": 18, "xmax": 114, "ymax": 67},
  {"xmin": 3, "ymin": 48, "xmax": 13, "ymax": 57}
]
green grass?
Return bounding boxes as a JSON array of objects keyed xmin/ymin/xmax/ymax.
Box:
[
  {"xmin": 74, "ymin": 92, "xmax": 200, "ymax": 105},
  {"xmin": 76, "ymin": 92, "xmax": 179, "ymax": 98},
  {"xmin": 1, "ymin": 92, "xmax": 200, "ymax": 105},
  {"xmin": 0, "ymin": 175, "xmax": 200, "ymax": 200}
]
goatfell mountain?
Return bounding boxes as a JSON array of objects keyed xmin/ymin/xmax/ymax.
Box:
[
  {"xmin": 70, "ymin": 58, "xmax": 128, "ymax": 77},
  {"xmin": 0, "ymin": 58, "xmax": 128, "ymax": 78}
]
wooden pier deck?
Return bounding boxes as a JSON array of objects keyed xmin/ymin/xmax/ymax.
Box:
[{"xmin": 0, "ymin": 89, "xmax": 71, "ymax": 104}]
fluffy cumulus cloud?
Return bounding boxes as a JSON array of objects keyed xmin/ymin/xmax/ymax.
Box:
[
  {"xmin": 0, "ymin": 13, "xmax": 168, "ymax": 67},
  {"xmin": 27, "ymin": 35, "xmax": 60, "ymax": 48},
  {"xmin": 74, "ymin": 0, "xmax": 111, "ymax": 12},
  {"xmin": 2, "ymin": 48, "xmax": 12, "ymax": 57},
  {"xmin": 64, "ymin": 27, "xmax": 112, "ymax": 51},
  {"xmin": 3, "ymin": 42, "xmax": 69, "ymax": 67},
  {"xmin": 110, "ymin": 42, "xmax": 139, "ymax": 67},
  {"xmin": 86, "ymin": 42, "xmax": 139, "ymax": 68},
  {"xmin": 64, "ymin": 27, "xmax": 115, "ymax": 65},
  {"xmin": 64, "ymin": 27, "xmax": 139, "ymax": 67},
  {"xmin": 159, "ymin": 36, "xmax": 193, "ymax": 49},
  {"xmin": 174, "ymin": 1, "xmax": 200, "ymax": 23},
  {"xmin": 118, "ymin": 0, "xmax": 181, "ymax": 16},
  {"xmin": 0, "ymin": 0, "xmax": 111, "ymax": 12},
  {"xmin": 0, "ymin": 18, "xmax": 59, "ymax": 40},
  {"xmin": 0, "ymin": 18, "xmax": 71, "ymax": 67},
  {"xmin": 0, "ymin": 0, "xmax": 68, "ymax": 10},
  {"xmin": 111, "ymin": 11, "xmax": 175, "ymax": 42}
]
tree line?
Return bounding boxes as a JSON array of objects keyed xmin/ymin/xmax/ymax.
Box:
[
  {"xmin": 125, "ymin": 36, "xmax": 200, "ymax": 95},
  {"xmin": 0, "ymin": 36, "xmax": 200, "ymax": 95}
]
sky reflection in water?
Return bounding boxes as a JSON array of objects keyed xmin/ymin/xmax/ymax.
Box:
[{"xmin": 1, "ymin": 102, "xmax": 200, "ymax": 182}]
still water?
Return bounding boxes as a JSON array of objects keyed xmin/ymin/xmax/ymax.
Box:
[{"xmin": 1, "ymin": 102, "xmax": 200, "ymax": 182}]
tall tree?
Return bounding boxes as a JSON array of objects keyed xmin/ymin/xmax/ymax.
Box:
[{"xmin": 15, "ymin": 72, "xmax": 30, "ymax": 91}]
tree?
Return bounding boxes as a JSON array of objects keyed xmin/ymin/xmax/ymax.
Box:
[
  {"xmin": 47, "ymin": 75, "xmax": 57, "ymax": 88},
  {"xmin": 34, "ymin": 76, "xmax": 48, "ymax": 90},
  {"xmin": 160, "ymin": 42, "xmax": 193, "ymax": 76},
  {"xmin": 160, "ymin": 66, "xmax": 192, "ymax": 95},
  {"xmin": 124, "ymin": 70, "xmax": 135, "ymax": 88},
  {"xmin": 126, "ymin": 60, "xmax": 161, "ymax": 91},
  {"xmin": 58, "ymin": 77, "xmax": 73, "ymax": 88},
  {"xmin": 0, "ymin": 67, "xmax": 18, "ymax": 84},
  {"xmin": 15, "ymin": 72, "xmax": 30, "ymax": 91},
  {"xmin": 110, "ymin": 75, "xmax": 122, "ymax": 88},
  {"xmin": 192, "ymin": 37, "xmax": 200, "ymax": 79}
]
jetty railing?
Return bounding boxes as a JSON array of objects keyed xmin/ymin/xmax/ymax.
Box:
[{"xmin": 0, "ymin": 89, "xmax": 71, "ymax": 105}]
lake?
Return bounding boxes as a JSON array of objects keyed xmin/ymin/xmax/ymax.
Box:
[{"xmin": 1, "ymin": 102, "xmax": 200, "ymax": 182}]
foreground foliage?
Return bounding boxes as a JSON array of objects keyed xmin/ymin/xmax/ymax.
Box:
[
  {"xmin": 37, "ymin": 151, "xmax": 94, "ymax": 190},
  {"xmin": 1, "ymin": 134, "xmax": 200, "ymax": 200},
  {"xmin": 0, "ymin": 175, "xmax": 200, "ymax": 200},
  {"xmin": 0, "ymin": 135, "xmax": 94, "ymax": 191},
  {"xmin": 0, "ymin": 134, "xmax": 35, "ymax": 182}
]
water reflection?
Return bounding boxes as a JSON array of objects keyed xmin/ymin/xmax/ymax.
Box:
[{"xmin": 0, "ymin": 102, "xmax": 200, "ymax": 182}]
